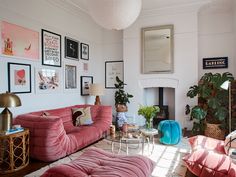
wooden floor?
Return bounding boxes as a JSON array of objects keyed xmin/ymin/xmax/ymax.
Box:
[{"xmin": 1, "ymin": 131, "xmax": 197, "ymax": 177}]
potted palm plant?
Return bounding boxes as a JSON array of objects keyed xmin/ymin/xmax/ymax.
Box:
[
  {"xmin": 138, "ymin": 105, "xmax": 160, "ymax": 129},
  {"xmin": 187, "ymin": 72, "xmax": 234, "ymax": 139}
]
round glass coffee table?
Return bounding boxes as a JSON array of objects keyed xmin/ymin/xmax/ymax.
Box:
[{"xmin": 105, "ymin": 131, "xmax": 144, "ymax": 155}]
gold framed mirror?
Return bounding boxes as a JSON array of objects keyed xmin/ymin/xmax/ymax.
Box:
[{"xmin": 141, "ymin": 25, "xmax": 174, "ymax": 74}]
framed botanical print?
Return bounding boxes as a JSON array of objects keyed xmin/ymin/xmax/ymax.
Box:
[
  {"xmin": 42, "ymin": 29, "xmax": 61, "ymax": 67},
  {"xmin": 80, "ymin": 76, "xmax": 93, "ymax": 96},
  {"xmin": 8, "ymin": 62, "xmax": 31, "ymax": 93},
  {"xmin": 65, "ymin": 37, "xmax": 79, "ymax": 60},
  {"xmin": 105, "ymin": 61, "xmax": 124, "ymax": 88},
  {"xmin": 80, "ymin": 43, "xmax": 89, "ymax": 60},
  {"xmin": 35, "ymin": 68, "xmax": 61, "ymax": 93},
  {"xmin": 65, "ymin": 64, "xmax": 77, "ymax": 89}
]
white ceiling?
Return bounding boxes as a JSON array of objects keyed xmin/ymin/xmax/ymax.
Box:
[{"xmin": 64, "ymin": 0, "xmax": 232, "ymax": 13}]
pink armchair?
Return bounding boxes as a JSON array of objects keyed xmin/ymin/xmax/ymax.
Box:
[
  {"xmin": 14, "ymin": 105, "xmax": 112, "ymax": 162},
  {"xmin": 183, "ymin": 135, "xmax": 236, "ymax": 177}
]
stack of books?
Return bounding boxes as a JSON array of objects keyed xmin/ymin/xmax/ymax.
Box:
[{"xmin": 0, "ymin": 127, "xmax": 24, "ymax": 135}]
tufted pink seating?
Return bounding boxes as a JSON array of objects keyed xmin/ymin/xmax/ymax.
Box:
[
  {"xmin": 41, "ymin": 147, "xmax": 155, "ymax": 177},
  {"xmin": 14, "ymin": 105, "xmax": 112, "ymax": 162},
  {"xmin": 183, "ymin": 135, "xmax": 236, "ymax": 177}
]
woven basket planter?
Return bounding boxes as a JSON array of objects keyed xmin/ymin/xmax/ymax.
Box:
[{"xmin": 204, "ymin": 122, "xmax": 225, "ymax": 140}]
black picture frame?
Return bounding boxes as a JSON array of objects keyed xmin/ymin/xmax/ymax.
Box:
[
  {"xmin": 80, "ymin": 43, "xmax": 89, "ymax": 60},
  {"xmin": 80, "ymin": 76, "xmax": 93, "ymax": 96},
  {"xmin": 105, "ymin": 61, "xmax": 124, "ymax": 89},
  {"xmin": 8, "ymin": 62, "xmax": 31, "ymax": 94},
  {"xmin": 203, "ymin": 57, "xmax": 228, "ymax": 69},
  {"xmin": 65, "ymin": 37, "xmax": 79, "ymax": 60},
  {"xmin": 42, "ymin": 29, "xmax": 61, "ymax": 67}
]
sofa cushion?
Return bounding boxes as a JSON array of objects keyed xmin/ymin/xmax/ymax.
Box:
[
  {"xmin": 41, "ymin": 147, "xmax": 155, "ymax": 177},
  {"xmin": 72, "ymin": 107, "xmax": 93, "ymax": 126},
  {"xmin": 183, "ymin": 148, "xmax": 236, "ymax": 177}
]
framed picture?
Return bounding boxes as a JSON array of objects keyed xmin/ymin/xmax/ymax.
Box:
[
  {"xmin": 80, "ymin": 76, "xmax": 93, "ymax": 96},
  {"xmin": 42, "ymin": 29, "xmax": 61, "ymax": 67},
  {"xmin": 105, "ymin": 61, "xmax": 124, "ymax": 88},
  {"xmin": 65, "ymin": 37, "xmax": 79, "ymax": 60},
  {"xmin": 8, "ymin": 62, "xmax": 31, "ymax": 93},
  {"xmin": 1, "ymin": 21, "xmax": 39, "ymax": 60},
  {"xmin": 65, "ymin": 64, "xmax": 77, "ymax": 89},
  {"xmin": 35, "ymin": 68, "xmax": 61, "ymax": 93},
  {"xmin": 80, "ymin": 43, "xmax": 89, "ymax": 60}
]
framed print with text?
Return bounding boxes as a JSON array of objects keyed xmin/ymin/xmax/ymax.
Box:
[
  {"xmin": 105, "ymin": 61, "xmax": 123, "ymax": 88},
  {"xmin": 42, "ymin": 29, "xmax": 61, "ymax": 67}
]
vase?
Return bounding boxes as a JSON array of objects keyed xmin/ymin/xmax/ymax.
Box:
[{"xmin": 146, "ymin": 119, "xmax": 153, "ymax": 130}]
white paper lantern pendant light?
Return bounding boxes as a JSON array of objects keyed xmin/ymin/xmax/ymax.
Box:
[{"xmin": 87, "ymin": 0, "xmax": 142, "ymax": 30}]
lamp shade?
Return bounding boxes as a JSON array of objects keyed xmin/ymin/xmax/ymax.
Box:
[
  {"xmin": 0, "ymin": 92, "xmax": 21, "ymax": 108},
  {"xmin": 89, "ymin": 84, "xmax": 104, "ymax": 96},
  {"xmin": 87, "ymin": 0, "xmax": 142, "ymax": 30}
]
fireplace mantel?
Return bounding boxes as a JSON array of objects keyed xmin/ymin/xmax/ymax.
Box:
[{"xmin": 138, "ymin": 78, "xmax": 179, "ymax": 89}]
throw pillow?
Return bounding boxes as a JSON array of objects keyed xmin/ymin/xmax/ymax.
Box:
[
  {"xmin": 224, "ymin": 130, "xmax": 236, "ymax": 154},
  {"xmin": 72, "ymin": 107, "xmax": 93, "ymax": 126},
  {"xmin": 41, "ymin": 111, "xmax": 50, "ymax": 117}
]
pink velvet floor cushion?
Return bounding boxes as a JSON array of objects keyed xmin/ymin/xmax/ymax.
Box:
[
  {"xmin": 183, "ymin": 148, "xmax": 236, "ymax": 177},
  {"xmin": 183, "ymin": 135, "xmax": 236, "ymax": 177},
  {"xmin": 41, "ymin": 147, "xmax": 155, "ymax": 177}
]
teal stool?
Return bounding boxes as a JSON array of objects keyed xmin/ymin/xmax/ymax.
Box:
[{"xmin": 158, "ymin": 120, "xmax": 182, "ymax": 145}]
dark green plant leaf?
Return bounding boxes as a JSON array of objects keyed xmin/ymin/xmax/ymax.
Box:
[
  {"xmin": 208, "ymin": 97, "xmax": 221, "ymax": 109},
  {"xmin": 190, "ymin": 106, "xmax": 207, "ymax": 120},
  {"xmin": 214, "ymin": 107, "xmax": 228, "ymax": 121}
]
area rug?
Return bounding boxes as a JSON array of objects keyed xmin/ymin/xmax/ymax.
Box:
[{"xmin": 26, "ymin": 137, "xmax": 190, "ymax": 177}]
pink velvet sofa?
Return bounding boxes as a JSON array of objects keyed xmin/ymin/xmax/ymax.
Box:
[
  {"xmin": 183, "ymin": 135, "xmax": 236, "ymax": 177},
  {"xmin": 14, "ymin": 105, "xmax": 112, "ymax": 162},
  {"xmin": 41, "ymin": 147, "xmax": 155, "ymax": 177}
]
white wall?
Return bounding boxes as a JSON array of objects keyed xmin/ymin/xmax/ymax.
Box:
[
  {"xmin": 198, "ymin": 0, "xmax": 235, "ymax": 78},
  {"xmin": 0, "ymin": 0, "xmax": 122, "ymax": 116},
  {"xmin": 123, "ymin": 3, "xmax": 206, "ymax": 129}
]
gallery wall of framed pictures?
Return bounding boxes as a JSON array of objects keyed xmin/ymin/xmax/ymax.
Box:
[{"xmin": 1, "ymin": 20, "xmax": 92, "ymax": 95}]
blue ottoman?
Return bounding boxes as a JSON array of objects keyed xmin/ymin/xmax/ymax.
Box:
[{"xmin": 158, "ymin": 120, "xmax": 182, "ymax": 145}]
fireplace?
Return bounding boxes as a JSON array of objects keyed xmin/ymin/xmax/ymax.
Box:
[{"xmin": 153, "ymin": 87, "xmax": 169, "ymax": 128}]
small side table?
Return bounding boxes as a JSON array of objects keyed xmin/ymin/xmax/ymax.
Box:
[
  {"xmin": 140, "ymin": 128, "xmax": 158, "ymax": 154},
  {"xmin": 0, "ymin": 128, "xmax": 29, "ymax": 174}
]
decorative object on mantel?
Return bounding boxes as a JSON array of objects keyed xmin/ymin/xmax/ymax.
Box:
[
  {"xmin": 86, "ymin": 0, "xmax": 142, "ymax": 30},
  {"xmin": 138, "ymin": 105, "xmax": 160, "ymax": 130},
  {"xmin": 89, "ymin": 83, "xmax": 104, "ymax": 105},
  {"xmin": 203, "ymin": 57, "xmax": 228, "ymax": 69},
  {"xmin": 114, "ymin": 76, "xmax": 133, "ymax": 128},
  {"xmin": 0, "ymin": 92, "xmax": 21, "ymax": 132},
  {"xmin": 186, "ymin": 72, "xmax": 234, "ymax": 139}
]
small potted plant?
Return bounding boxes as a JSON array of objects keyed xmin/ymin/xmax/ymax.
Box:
[
  {"xmin": 114, "ymin": 76, "xmax": 133, "ymax": 112},
  {"xmin": 187, "ymin": 72, "xmax": 234, "ymax": 139},
  {"xmin": 138, "ymin": 105, "xmax": 160, "ymax": 129}
]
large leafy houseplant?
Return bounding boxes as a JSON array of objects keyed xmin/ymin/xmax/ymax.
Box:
[
  {"xmin": 138, "ymin": 105, "xmax": 160, "ymax": 129},
  {"xmin": 114, "ymin": 76, "xmax": 133, "ymax": 112},
  {"xmin": 187, "ymin": 72, "xmax": 234, "ymax": 134}
]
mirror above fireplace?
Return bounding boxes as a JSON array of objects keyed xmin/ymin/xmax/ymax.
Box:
[{"xmin": 141, "ymin": 25, "xmax": 174, "ymax": 74}]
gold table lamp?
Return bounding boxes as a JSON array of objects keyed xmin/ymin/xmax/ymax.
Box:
[
  {"xmin": 0, "ymin": 92, "xmax": 21, "ymax": 132},
  {"xmin": 89, "ymin": 84, "xmax": 104, "ymax": 105}
]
